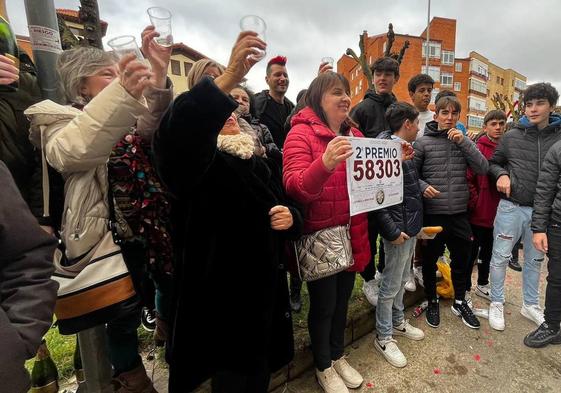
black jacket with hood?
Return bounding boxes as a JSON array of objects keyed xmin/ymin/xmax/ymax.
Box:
[
  {"xmin": 350, "ymin": 89, "xmax": 397, "ymax": 138},
  {"xmin": 489, "ymin": 114, "xmax": 561, "ymax": 207},
  {"xmin": 374, "ymin": 131, "xmax": 423, "ymax": 240},
  {"xmin": 532, "ymin": 139, "xmax": 561, "ymax": 232}
]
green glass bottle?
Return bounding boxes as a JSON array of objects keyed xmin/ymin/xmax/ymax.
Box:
[
  {"xmin": 30, "ymin": 339, "xmax": 59, "ymax": 393},
  {"xmin": 74, "ymin": 337, "xmax": 85, "ymax": 385}
]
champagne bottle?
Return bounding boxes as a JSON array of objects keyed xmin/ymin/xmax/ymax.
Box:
[
  {"xmin": 30, "ymin": 339, "xmax": 59, "ymax": 393},
  {"xmin": 74, "ymin": 337, "xmax": 85, "ymax": 385}
]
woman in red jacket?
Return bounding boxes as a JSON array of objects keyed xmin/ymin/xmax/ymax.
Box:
[{"xmin": 283, "ymin": 72, "xmax": 370, "ymax": 393}]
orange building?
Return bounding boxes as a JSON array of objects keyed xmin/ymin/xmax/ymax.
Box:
[{"xmin": 337, "ymin": 17, "xmax": 526, "ymax": 133}]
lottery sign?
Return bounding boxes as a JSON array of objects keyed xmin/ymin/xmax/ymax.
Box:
[{"xmin": 346, "ymin": 137, "xmax": 403, "ymax": 216}]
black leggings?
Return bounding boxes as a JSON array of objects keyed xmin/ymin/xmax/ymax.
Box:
[
  {"xmin": 307, "ymin": 271, "xmax": 356, "ymax": 370},
  {"xmin": 545, "ymin": 224, "xmax": 561, "ymax": 329}
]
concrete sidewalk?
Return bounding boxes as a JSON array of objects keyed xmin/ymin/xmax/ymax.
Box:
[{"xmin": 272, "ymin": 268, "xmax": 560, "ymax": 393}]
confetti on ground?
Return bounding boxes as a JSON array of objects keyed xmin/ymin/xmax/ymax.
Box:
[
  {"xmin": 474, "ymin": 354, "xmax": 481, "ymax": 362},
  {"xmin": 434, "ymin": 368, "xmax": 442, "ymax": 375},
  {"xmin": 366, "ymin": 382, "xmax": 374, "ymax": 388},
  {"xmin": 486, "ymin": 339, "xmax": 494, "ymax": 348}
]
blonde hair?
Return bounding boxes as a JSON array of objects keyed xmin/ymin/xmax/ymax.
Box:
[
  {"xmin": 57, "ymin": 47, "xmax": 117, "ymax": 105},
  {"xmin": 186, "ymin": 59, "xmax": 224, "ymax": 90}
]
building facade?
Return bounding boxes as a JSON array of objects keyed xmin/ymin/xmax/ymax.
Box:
[{"xmin": 338, "ymin": 17, "xmax": 527, "ymax": 134}]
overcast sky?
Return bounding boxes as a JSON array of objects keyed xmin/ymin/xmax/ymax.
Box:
[{"xmin": 9, "ymin": 0, "xmax": 561, "ymax": 103}]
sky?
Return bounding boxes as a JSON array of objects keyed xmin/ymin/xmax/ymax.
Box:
[{"xmin": 9, "ymin": 0, "xmax": 561, "ymax": 103}]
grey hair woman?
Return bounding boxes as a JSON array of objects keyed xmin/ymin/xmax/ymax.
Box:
[
  {"xmin": 25, "ymin": 25, "xmax": 173, "ymax": 392},
  {"xmin": 186, "ymin": 58, "xmax": 225, "ymax": 89}
]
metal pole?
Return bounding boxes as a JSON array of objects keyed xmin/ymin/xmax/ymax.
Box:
[
  {"xmin": 78, "ymin": 327, "xmax": 114, "ymax": 393},
  {"xmin": 426, "ymin": 0, "xmax": 430, "ymax": 70},
  {"xmin": 23, "ymin": 0, "xmax": 63, "ymax": 103}
]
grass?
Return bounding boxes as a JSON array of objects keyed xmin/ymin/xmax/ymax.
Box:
[{"xmin": 25, "ymin": 324, "xmax": 164, "ymax": 384}]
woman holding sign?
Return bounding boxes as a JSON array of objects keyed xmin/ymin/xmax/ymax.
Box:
[{"xmin": 283, "ymin": 72, "xmax": 370, "ymax": 393}]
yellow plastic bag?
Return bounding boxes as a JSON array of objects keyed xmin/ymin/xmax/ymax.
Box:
[{"xmin": 436, "ymin": 256, "xmax": 454, "ymax": 299}]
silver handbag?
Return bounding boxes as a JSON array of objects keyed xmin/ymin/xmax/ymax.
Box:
[{"xmin": 294, "ymin": 225, "xmax": 354, "ymax": 282}]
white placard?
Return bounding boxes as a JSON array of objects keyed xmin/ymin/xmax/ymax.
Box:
[
  {"xmin": 346, "ymin": 137, "xmax": 403, "ymax": 216},
  {"xmin": 28, "ymin": 25, "xmax": 62, "ymax": 54}
]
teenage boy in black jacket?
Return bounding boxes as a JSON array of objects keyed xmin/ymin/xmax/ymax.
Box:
[
  {"xmin": 351, "ymin": 57, "xmax": 399, "ymax": 306},
  {"xmin": 488, "ymin": 83, "xmax": 561, "ymax": 332},
  {"xmin": 373, "ymin": 102, "xmax": 425, "ymax": 368},
  {"xmin": 524, "ymin": 138, "xmax": 561, "ymax": 348}
]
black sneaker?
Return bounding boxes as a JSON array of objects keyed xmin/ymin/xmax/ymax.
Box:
[
  {"xmin": 426, "ymin": 299, "xmax": 440, "ymax": 328},
  {"xmin": 141, "ymin": 307, "xmax": 156, "ymax": 332},
  {"xmin": 451, "ymin": 301, "xmax": 480, "ymax": 329},
  {"xmin": 508, "ymin": 257, "xmax": 522, "ymax": 272},
  {"xmin": 524, "ymin": 322, "xmax": 561, "ymax": 348}
]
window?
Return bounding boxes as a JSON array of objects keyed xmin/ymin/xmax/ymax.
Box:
[
  {"xmin": 455, "ymin": 62, "xmax": 462, "ymax": 72},
  {"xmin": 355, "ymin": 86, "xmax": 359, "ymax": 96},
  {"xmin": 170, "ymin": 59, "xmax": 181, "ymax": 76},
  {"xmin": 496, "ymin": 76, "xmax": 501, "ymax": 84},
  {"xmin": 369, "ymin": 55, "xmax": 372, "ymax": 65},
  {"xmin": 469, "ymin": 96, "xmax": 487, "ymax": 112},
  {"xmin": 359, "ymin": 79, "xmax": 363, "ymax": 91},
  {"xmin": 442, "ymin": 51, "xmax": 455, "ymax": 65},
  {"xmin": 454, "ymin": 82, "xmax": 461, "ymax": 92},
  {"xmin": 383, "ymin": 42, "xmax": 387, "ymax": 54},
  {"xmin": 470, "ymin": 59, "xmax": 488, "ymax": 78},
  {"xmin": 501, "ymin": 77, "xmax": 504, "ymax": 86},
  {"xmin": 469, "ymin": 78, "xmax": 487, "ymax": 94},
  {"xmin": 468, "ymin": 115, "xmax": 484, "ymax": 129},
  {"xmin": 431, "ymin": 88, "xmax": 440, "ymax": 104},
  {"xmin": 184, "ymin": 62, "xmax": 193, "ymax": 77},
  {"xmin": 422, "ymin": 41, "xmax": 441, "ymax": 58},
  {"xmin": 515, "ymin": 78, "xmax": 526, "ymax": 90},
  {"xmin": 440, "ymin": 72, "xmax": 453, "ymax": 86},
  {"xmin": 513, "ymin": 91, "xmax": 520, "ymax": 102},
  {"xmin": 421, "ymin": 66, "xmax": 440, "ymax": 82}
]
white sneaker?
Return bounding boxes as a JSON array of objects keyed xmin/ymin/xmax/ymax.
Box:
[
  {"xmin": 521, "ymin": 304, "xmax": 545, "ymax": 327},
  {"xmin": 375, "ymin": 337, "xmax": 407, "ymax": 368},
  {"xmin": 489, "ymin": 302, "xmax": 505, "ymax": 331},
  {"xmin": 332, "ymin": 357, "xmax": 363, "ymax": 389},
  {"xmin": 362, "ymin": 279, "xmax": 378, "ymax": 307},
  {"xmin": 475, "ymin": 284, "xmax": 491, "ymax": 301},
  {"xmin": 393, "ymin": 319, "xmax": 425, "ymax": 341},
  {"xmin": 404, "ymin": 270, "xmax": 416, "ymax": 292},
  {"xmin": 316, "ymin": 366, "xmax": 349, "ymax": 393},
  {"xmin": 413, "ymin": 266, "xmax": 424, "ymax": 288}
]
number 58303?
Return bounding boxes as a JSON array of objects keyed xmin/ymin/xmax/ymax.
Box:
[{"xmin": 353, "ymin": 159, "xmax": 401, "ymax": 181}]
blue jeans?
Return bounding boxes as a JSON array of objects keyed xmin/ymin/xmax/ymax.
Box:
[
  {"xmin": 376, "ymin": 237, "xmax": 416, "ymax": 339},
  {"xmin": 489, "ymin": 199, "xmax": 545, "ymax": 305}
]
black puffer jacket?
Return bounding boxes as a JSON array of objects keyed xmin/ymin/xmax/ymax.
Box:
[
  {"xmin": 532, "ymin": 139, "xmax": 561, "ymax": 232},
  {"xmin": 414, "ymin": 121, "xmax": 488, "ymax": 215},
  {"xmin": 374, "ymin": 131, "xmax": 423, "ymax": 240},
  {"xmin": 489, "ymin": 114, "xmax": 561, "ymax": 207},
  {"xmin": 350, "ymin": 89, "xmax": 396, "ymax": 138}
]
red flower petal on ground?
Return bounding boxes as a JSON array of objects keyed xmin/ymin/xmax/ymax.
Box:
[
  {"xmin": 433, "ymin": 368, "xmax": 442, "ymax": 375},
  {"xmin": 486, "ymin": 339, "xmax": 494, "ymax": 347},
  {"xmin": 366, "ymin": 382, "xmax": 374, "ymax": 388},
  {"xmin": 474, "ymin": 354, "xmax": 481, "ymax": 362}
]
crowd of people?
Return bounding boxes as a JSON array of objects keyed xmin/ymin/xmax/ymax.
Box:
[{"xmin": 1, "ymin": 22, "xmax": 560, "ymax": 393}]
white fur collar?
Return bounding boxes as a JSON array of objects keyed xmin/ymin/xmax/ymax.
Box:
[{"xmin": 217, "ymin": 132, "xmax": 255, "ymax": 159}]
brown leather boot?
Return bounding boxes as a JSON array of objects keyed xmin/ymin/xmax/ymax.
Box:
[
  {"xmin": 113, "ymin": 363, "xmax": 158, "ymax": 393},
  {"xmin": 153, "ymin": 317, "xmax": 168, "ymax": 347}
]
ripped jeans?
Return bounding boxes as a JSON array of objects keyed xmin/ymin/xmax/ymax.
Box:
[{"xmin": 490, "ymin": 199, "xmax": 545, "ymax": 306}]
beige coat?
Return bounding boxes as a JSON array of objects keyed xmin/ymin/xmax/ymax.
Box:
[{"xmin": 25, "ymin": 80, "xmax": 173, "ymax": 259}]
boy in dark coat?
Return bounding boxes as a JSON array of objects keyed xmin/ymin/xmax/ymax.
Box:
[
  {"xmin": 414, "ymin": 96, "xmax": 488, "ymax": 330},
  {"xmin": 374, "ymin": 102, "xmax": 425, "ymax": 368},
  {"xmin": 525, "ymin": 139, "xmax": 561, "ymax": 348}
]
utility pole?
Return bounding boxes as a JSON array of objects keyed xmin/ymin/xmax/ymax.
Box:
[{"xmin": 23, "ymin": 0, "xmax": 63, "ymax": 103}]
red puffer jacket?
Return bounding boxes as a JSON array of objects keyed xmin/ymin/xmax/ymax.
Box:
[
  {"xmin": 283, "ymin": 107, "xmax": 371, "ymax": 272},
  {"xmin": 467, "ymin": 135, "xmax": 500, "ymax": 228}
]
